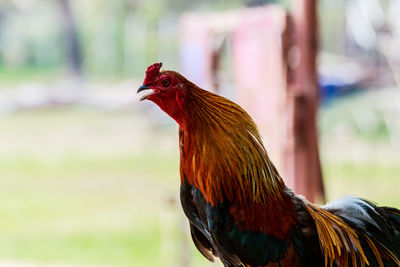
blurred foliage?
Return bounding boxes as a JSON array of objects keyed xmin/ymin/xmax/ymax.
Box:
[
  {"xmin": 0, "ymin": 0, "xmax": 353, "ymax": 80},
  {"xmin": 320, "ymin": 89, "xmax": 399, "ymax": 143},
  {"xmin": 0, "ymin": 0, "xmax": 246, "ymax": 80},
  {"xmin": 318, "ymin": 0, "xmax": 347, "ymax": 54}
]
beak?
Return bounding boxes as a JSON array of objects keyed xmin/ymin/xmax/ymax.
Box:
[{"xmin": 137, "ymin": 84, "xmax": 150, "ymax": 93}]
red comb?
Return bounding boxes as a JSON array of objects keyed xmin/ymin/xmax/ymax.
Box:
[{"xmin": 143, "ymin": 62, "xmax": 162, "ymax": 85}]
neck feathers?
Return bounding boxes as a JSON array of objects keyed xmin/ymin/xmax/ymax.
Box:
[{"xmin": 180, "ymin": 84, "xmax": 285, "ymax": 206}]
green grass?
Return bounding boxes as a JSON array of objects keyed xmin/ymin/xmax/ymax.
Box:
[
  {"xmin": 0, "ymin": 107, "xmax": 212, "ymax": 266},
  {"xmin": 319, "ymin": 89, "xmax": 400, "ymax": 206},
  {"xmin": 0, "ymin": 154, "xmax": 178, "ymax": 266},
  {"xmin": 0, "ymin": 67, "xmax": 62, "ymax": 86},
  {"xmin": 323, "ymin": 163, "xmax": 400, "ymax": 207}
]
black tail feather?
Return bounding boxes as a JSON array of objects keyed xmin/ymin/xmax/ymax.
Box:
[{"xmin": 324, "ymin": 197, "xmax": 400, "ymax": 266}]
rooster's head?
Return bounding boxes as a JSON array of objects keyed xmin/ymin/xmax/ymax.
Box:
[{"xmin": 137, "ymin": 62, "xmax": 186, "ymax": 126}]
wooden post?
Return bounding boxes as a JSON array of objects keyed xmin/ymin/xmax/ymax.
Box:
[{"xmin": 285, "ymin": 0, "xmax": 324, "ymax": 203}]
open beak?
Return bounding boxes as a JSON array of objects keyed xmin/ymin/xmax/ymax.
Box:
[
  {"xmin": 137, "ymin": 84, "xmax": 149, "ymax": 93},
  {"xmin": 137, "ymin": 84, "xmax": 152, "ymax": 101}
]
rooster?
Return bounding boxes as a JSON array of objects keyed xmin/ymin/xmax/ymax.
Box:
[{"xmin": 137, "ymin": 63, "xmax": 400, "ymax": 267}]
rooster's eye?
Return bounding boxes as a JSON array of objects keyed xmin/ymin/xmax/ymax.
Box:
[{"xmin": 162, "ymin": 79, "xmax": 171, "ymax": 87}]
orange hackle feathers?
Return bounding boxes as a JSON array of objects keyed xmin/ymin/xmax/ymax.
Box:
[{"xmin": 179, "ymin": 81, "xmax": 285, "ymax": 207}]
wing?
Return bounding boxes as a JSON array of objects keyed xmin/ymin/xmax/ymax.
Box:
[
  {"xmin": 182, "ymin": 179, "xmax": 305, "ymax": 266},
  {"xmin": 180, "ymin": 179, "xmax": 214, "ymax": 262},
  {"xmin": 190, "ymin": 223, "xmax": 216, "ymax": 262},
  {"xmin": 180, "ymin": 180, "xmax": 242, "ymax": 266}
]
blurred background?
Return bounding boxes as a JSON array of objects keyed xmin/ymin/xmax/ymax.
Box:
[{"xmin": 0, "ymin": 0, "xmax": 399, "ymax": 266}]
